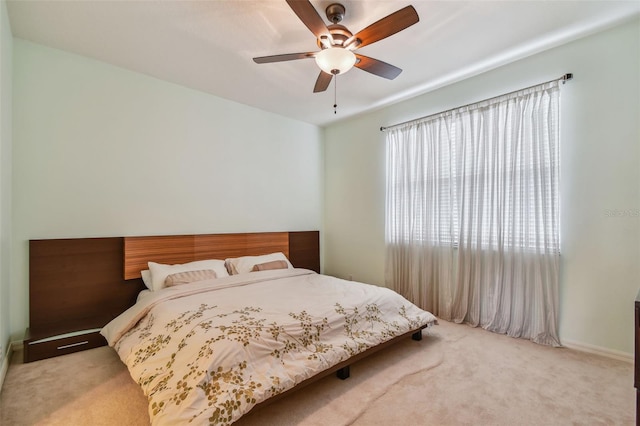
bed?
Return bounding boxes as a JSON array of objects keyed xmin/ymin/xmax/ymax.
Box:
[{"xmin": 26, "ymin": 231, "xmax": 437, "ymax": 425}]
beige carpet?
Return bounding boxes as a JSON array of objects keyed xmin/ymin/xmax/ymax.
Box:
[{"xmin": 0, "ymin": 320, "xmax": 634, "ymax": 425}]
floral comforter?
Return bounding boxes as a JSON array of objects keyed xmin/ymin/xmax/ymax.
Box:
[{"xmin": 101, "ymin": 269, "xmax": 437, "ymax": 425}]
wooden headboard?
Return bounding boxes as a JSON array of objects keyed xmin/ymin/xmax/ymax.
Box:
[
  {"xmin": 124, "ymin": 232, "xmax": 292, "ymax": 280},
  {"xmin": 28, "ymin": 231, "xmax": 320, "ymax": 344}
]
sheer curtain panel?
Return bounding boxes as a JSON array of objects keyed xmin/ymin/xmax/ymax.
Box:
[{"xmin": 385, "ymin": 81, "xmax": 561, "ymax": 346}]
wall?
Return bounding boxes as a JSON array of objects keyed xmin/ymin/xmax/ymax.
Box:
[
  {"xmin": 11, "ymin": 40, "xmax": 323, "ymax": 340},
  {"xmin": 0, "ymin": 0, "xmax": 11, "ymax": 369},
  {"xmin": 324, "ymin": 18, "xmax": 640, "ymax": 355}
]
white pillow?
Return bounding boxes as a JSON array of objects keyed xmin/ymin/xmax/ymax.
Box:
[
  {"xmin": 225, "ymin": 252, "xmax": 293, "ymax": 275},
  {"xmin": 148, "ymin": 259, "xmax": 229, "ymax": 291},
  {"xmin": 141, "ymin": 269, "xmax": 152, "ymax": 290}
]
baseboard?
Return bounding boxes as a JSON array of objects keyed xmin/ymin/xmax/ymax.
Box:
[
  {"xmin": 562, "ymin": 339, "xmax": 633, "ymax": 363},
  {"xmin": 0, "ymin": 341, "xmax": 11, "ymax": 392}
]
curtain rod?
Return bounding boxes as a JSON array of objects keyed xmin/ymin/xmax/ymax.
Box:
[{"xmin": 380, "ymin": 73, "xmax": 573, "ymax": 132}]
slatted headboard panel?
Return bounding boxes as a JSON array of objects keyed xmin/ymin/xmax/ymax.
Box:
[{"xmin": 124, "ymin": 232, "xmax": 306, "ymax": 280}]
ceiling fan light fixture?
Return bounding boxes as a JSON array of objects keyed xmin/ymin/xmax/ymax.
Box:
[{"xmin": 315, "ymin": 47, "xmax": 356, "ymax": 75}]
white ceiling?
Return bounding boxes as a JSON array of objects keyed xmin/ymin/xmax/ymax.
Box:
[{"xmin": 6, "ymin": 0, "xmax": 640, "ymax": 127}]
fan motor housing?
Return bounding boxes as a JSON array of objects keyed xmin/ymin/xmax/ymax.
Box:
[{"xmin": 317, "ymin": 24, "xmax": 353, "ymax": 48}]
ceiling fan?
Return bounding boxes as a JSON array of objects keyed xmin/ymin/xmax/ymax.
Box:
[{"xmin": 253, "ymin": 0, "xmax": 419, "ymax": 93}]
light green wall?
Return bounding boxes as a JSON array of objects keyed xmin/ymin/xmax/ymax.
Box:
[
  {"xmin": 323, "ymin": 18, "xmax": 640, "ymax": 355},
  {"xmin": 0, "ymin": 0, "xmax": 12, "ymax": 363},
  {"xmin": 10, "ymin": 40, "xmax": 323, "ymax": 340}
]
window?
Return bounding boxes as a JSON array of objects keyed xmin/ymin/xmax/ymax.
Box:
[{"xmin": 386, "ymin": 84, "xmax": 559, "ymax": 253}]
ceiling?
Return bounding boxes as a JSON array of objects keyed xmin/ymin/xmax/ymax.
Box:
[{"xmin": 6, "ymin": 1, "xmax": 640, "ymax": 127}]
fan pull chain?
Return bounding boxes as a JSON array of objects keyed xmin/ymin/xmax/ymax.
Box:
[{"xmin": 333, "ymin": 74, "xmax": 337, "ymax": 114}]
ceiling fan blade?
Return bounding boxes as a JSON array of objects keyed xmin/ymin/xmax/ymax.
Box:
[
  {"xmin": 253, "ymin": 52, "xmax": 316, "ymax": 64},
  {"xmin": 355, "ymin": 54, "xmax": 402, "ymax": 80},
  {"xmin": 346, "ymin": 6, "xmax": 419, "ymax": 49},
  {"xmin": 286, "ymin": 0, "xmax": 332, "ymax": 41},
  {"xmin": 313, "ymin": 71, "xmax": 333, "ymax": 93}
]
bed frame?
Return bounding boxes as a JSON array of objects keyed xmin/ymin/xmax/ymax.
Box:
[
  {"xmin": 24, "ymin": 229, "xmax": 427, "ymax": 399},
  {"xmin": 25, "ymin": 231, "xmax": 319, "ymax": 362}
]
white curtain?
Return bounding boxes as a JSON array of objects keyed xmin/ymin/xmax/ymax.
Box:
[{"xmin": 385, "ymin": 81, "xmax": 560, "ymax": 346}]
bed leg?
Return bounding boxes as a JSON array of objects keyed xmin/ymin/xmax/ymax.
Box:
[
  {"xmin": 412, "ymin": 330, "xmax": 423, "ymax": 341},
  {"xmin": 336, "ymin": 366, "xmax": 350, "ymax": 380}
]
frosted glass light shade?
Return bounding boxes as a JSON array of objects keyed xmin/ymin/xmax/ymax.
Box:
[{"xmin": 315, "ymin": 48, "xmax": 356, "ymax": 75}]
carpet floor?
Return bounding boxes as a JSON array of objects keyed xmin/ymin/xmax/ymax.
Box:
[{"xmin": 0, "ymin": 320, "xmax": 634, "ymax": 425}]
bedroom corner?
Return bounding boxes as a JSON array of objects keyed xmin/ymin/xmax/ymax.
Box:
[{"xmin": 0, "ymin": 0, "xmax": 13, "ymax": 392}]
